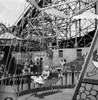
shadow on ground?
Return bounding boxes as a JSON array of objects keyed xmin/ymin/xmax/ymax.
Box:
[{"xmin": 25, "ymin": 90, "xmax": 62, "ymax": 99}]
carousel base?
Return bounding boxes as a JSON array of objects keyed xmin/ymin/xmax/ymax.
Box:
[{"xmin": 0, "ymin": 85, "xmax": 18, "ymax": 100}]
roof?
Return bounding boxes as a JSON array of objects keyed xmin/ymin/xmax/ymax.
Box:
[{"xmin": 0, "ymin": 32, "xmax": 21, "ymax": 40}]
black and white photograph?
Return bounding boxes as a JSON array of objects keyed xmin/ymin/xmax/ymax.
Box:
[{"xmin": 0, "ymin": 0, "xmax": 98, "ymax": 100}]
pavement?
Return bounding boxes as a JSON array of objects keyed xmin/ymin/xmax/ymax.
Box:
[{"xmin": 18, "ymin": 88, "xmax": 75, "ymax": 100}]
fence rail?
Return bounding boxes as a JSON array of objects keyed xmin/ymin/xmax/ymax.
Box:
[{"xmin": 0, "ymin": 71, "xmax": 80, "ymax": 96}]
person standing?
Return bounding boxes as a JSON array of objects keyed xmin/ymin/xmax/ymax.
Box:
[
  {"xmin": 60, "ymin": 59, "xmax": 64, "ymax": 69},
  {"xmin": 63, "ymin": 58, "xmax": 67, "ymax": 71},
  {"xmin": 36, "ymin": 58, "xmax": 40, "ymax": 74},
  {"xmin": 60, "ymin": 59, "xmax": 65, "ymax": 76},
  {"xmin": 29, "ymin": 60, "xmax": 34, "ymax": 74}
]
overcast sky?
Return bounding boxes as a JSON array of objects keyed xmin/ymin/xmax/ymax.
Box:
[
  {"xmin": 0, "ymin": 0, "xmax": 95, "ymax": 29},
  {"xmin": 0, "ymin": 0, "xmax": 28, "ymax": 27}
]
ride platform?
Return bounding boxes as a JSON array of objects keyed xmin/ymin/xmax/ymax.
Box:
[{"xmin": 19, "ymin": 88, "xmax": 74, "ymax": 100}]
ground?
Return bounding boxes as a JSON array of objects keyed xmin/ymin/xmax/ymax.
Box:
[{"xmin": 18, "ymin": 88, "xmax": 75, "ymax": 100}]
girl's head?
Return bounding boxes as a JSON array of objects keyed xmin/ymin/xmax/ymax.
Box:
[{"xmin": 43, "ymin": 65, "xmax": 50, "ymax": 71}]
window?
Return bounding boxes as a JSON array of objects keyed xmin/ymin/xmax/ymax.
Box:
[
  {"xmin": 59, "ymin": 50, "xmax": 63, "ymax": 57},
  {"xmin": 77, "ymin": 49, "xmax": 82, "ymax": 57}
]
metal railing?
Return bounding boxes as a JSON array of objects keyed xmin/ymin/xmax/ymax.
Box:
[{"xmin": 0, "ymin": 71, "xmax": 80, "ymax": 96}]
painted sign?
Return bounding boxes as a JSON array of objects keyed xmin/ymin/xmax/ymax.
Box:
[{"xmin": 72, "ymin": 27, "xmax": 98, "ymax": 100}]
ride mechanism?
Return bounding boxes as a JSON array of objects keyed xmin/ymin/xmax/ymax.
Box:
[{"xmin": 0, "ymin": 0, "xmax": 98, "ymax": 100}]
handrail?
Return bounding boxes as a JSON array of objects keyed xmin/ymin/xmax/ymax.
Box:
[{"xmin": 0, "ymin": 71, "xmax": 80, "ymax": 96}]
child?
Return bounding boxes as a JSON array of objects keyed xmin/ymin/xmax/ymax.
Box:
[
  {"xmin": 41, "ymin": 65, "xmax": 50, "ymax": 79},
  {"xmin": 31, "ymin": 65, "xmax": 50, "ymax": 84},
  {"xmin": 22, "ymin": 61, "xmax": 30, "ymax": 75},
  {"xmin": 60, "ymin": 59, "xmax": 65, "ymax": 76}
]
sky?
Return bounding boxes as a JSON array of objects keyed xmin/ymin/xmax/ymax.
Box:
[
  {"xmin": 0, "ymin": 0, "xmax": 28, "ymax": 27},
  {"xmin": 0, "ymin": 0, "xmax": 95, "ymax": 31}
]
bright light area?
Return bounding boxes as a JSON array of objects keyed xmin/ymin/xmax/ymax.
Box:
[{"xmin": 0, "ymin": 0, "xmax": 28, "ymax": 27}]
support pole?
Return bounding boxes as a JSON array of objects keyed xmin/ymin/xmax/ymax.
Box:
[{"xmin": 95, "ymin": 1, "xmax": 98, "ymax": 29}]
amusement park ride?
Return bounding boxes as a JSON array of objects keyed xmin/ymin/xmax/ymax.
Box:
[{"xmin": 0, "ymin": 0, "xmax": 98, "ymax": 100}]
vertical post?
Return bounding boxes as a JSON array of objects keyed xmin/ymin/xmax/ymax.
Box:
[
  {"xmin": 75, "ymin": 20, "xmax": 78, "ymax": 48},
  {"xmin": 21, "ymin": 77, "xmax": 23, "ymax": 91},
  {"xmin": 55, "ymin": 17, "xmax": 59, "ymax": 49},
  {"xmin": 79, "ymin": 0, "xmax": 81, "ymax": 37},
  {"xmin": 72, "ymin": 71, "xmax": 74, "ymax": 86},
  {"xmin": 95, "ymin": 1, "xmax": 98, "ymax": 29},
  {"xmin": 61, "ymin": 77, "xmax": 63, "ymax": 86},
  {"xmin": 65, "ymin": 72, "xmax": 67, "ymax": 85},
  {"xmin": 74, "ymin": 2, "xmax": 78, "ymax": 48},
  {"xmin": 17, "ymin": 77, "xmax": 20, "ymax": 96},
  {"xmin": 28, "ymin": 75, "xmax": 31, "ymax": 93}
]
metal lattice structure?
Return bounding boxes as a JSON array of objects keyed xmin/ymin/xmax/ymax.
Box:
[
  {"xmin": 10, "ymin": 0, "xmax": 98, "ymax": 50},
  {"xmin": 0, "ymin": 23, "xmax": 9, "ymax": 34}
]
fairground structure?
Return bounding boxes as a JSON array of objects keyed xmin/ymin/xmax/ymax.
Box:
[{"xmin": 0, "ymin": 0, "xmax": 98, "ymax": 100}]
